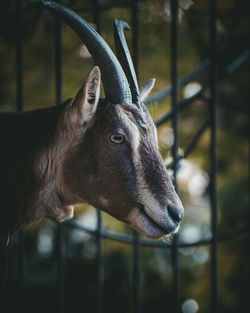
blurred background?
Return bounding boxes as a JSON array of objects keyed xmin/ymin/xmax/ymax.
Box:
[{"xmin": 0, "ymin": 0, "xmax": 249, "ymax": 313}]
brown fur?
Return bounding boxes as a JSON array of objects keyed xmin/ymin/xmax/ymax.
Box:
[{"xmin": 0, "ymin": 67, "xmax": 184, "ymax": 239}]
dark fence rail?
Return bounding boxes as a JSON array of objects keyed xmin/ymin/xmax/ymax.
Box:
[{"xmin": 5, "ymin": 0, "xmax": 250, "ymax": 313}]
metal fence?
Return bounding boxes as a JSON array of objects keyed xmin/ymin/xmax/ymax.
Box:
[{"xmin": 9, "ymin": 0, "xmax": 250, "ymax": 313}]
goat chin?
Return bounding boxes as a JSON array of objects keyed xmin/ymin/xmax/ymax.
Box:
[{"xmin": 127, "ymin": 206, "xmax": 179, "ymax": 239}]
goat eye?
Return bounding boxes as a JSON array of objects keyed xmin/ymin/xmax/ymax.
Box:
[{"xmin": 110, "ymin": 134, "xmax": 124, "ymax": 144}]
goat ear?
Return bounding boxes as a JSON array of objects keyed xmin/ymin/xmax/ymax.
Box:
[
  {"xmin": 70, "ymin": 66, "xmax": 101, "ymax": 125},
  {"xmin": 139, "ymin": 78, "xmax": 155, "ymax": 102}
]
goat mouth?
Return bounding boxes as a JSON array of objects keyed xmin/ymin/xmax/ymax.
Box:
[{"xmin": 131, "ymin": 204, "xmax": 179, "ymax": 239}]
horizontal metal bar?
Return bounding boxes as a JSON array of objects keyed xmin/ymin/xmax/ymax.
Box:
[
  {"xmin": 183, "ymin": 121, "xmax": 210, "ymax": 158},
  {"xmin": 225, "ymin": 50, "xmax": 250, "ymax": 74},
  {"xmin": 166, "ymin": 121, "xmax": 210, "ymax": 169},
  {"xmin": 56, "ymin": 218, "xmax": 250, "ymax": 249},
  {"xmin": 154, "ymin": 87, "xmax": 204, "ymax": 128},
  {"xmin": 145, "ymin": 59, "xmax": 210, "ymax": 105},
  {"xmin": 146, "ymin": 49, "xmax": 250, "ymax": 106},
  {"xmin": 152, "ymin": 49, "xmax": 250, "ymax": 130}
]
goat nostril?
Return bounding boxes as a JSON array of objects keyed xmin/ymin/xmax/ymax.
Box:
[{"xmin": 168, "ymin": 205, "xmax": 183, "ymax": 223}]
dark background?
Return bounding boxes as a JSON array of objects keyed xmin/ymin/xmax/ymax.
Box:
[{"xmin": 0, "ymin": 1, "xmax": 249, "ymax": 312}]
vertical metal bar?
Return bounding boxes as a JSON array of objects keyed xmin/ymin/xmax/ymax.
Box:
[
  {"xmin": 132, "ymin": 230, "xmax": 141, "ymax": 313},
  {"xmin": 54, "ymin": 17, "xmax": 64, "ymax": 313},
  {"xmin": 131, "ymin": 1, "xmax": 141, "ymax": 312},
  {"xmin": 16, "ymin": 1, "xmax": 24, "ymax": 311},
  {"xmin": 209, "ymin": 0, "xmax": 218, "ymax": 312},
  {"xmin": 16, "ymin": 0, "xmax": 23, "ymax": 112},
  {"xmin": 94, "ymin": 0, "xmax": 101, "ymax": 32},
  {"xmin": 170, "ymin": 1, "xmax": 180, "ymax": 312},
  {"xmin": 18, "ymin": 230, "xmax": 24, "ymax": 312},
  {"xmin": 131, "ymin": 0, "xmax": 139, "ymax": 77},
  {"xmin": 57, "ymin": 224, "xmax": 64, "ymax": 313},
  {"xmin": 93, "ymin": 2, "xmax": 103, "ymax": 313},
  {"xmin": 96, "ymin": 209, "xmax": 103, "ymax": 313},
  {"xmin": 55, "ymin": 18, "xmax": 63, "ymax": 106}
]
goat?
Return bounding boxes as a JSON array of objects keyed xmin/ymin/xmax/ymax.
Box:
[{"xmin": 0, "ymin": 1, "xmax": 184, "ymax": 241}]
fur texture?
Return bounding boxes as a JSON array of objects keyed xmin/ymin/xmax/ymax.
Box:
[{"xmin": 0, "ymin": 67, "xmax": 184, "ymax": 238}]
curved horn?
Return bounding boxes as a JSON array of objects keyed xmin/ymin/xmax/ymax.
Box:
[
  {"xmin": 113, "ymin": 19, "xmax": 141, "ymax": 110},
  {"xmin": 42, "ymin": 1, "xmax": 132, "ymax": 105}
]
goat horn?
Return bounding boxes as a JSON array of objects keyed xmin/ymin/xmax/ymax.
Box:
[
  {"xmin": 42, "ymin": 1, "xmax": 132, "ymax": 105},
  {"xmin": 113, "ymin": 19, "xmax": 141, "ymax": 110}
]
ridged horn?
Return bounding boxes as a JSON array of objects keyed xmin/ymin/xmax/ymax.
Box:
[
  {"xmin": 113, "ymin": 19, "xmax": 141, "ymax": 110},
  {"xmin": 42, "ymin": 1, "xmax": 132, "ymax": 105}
]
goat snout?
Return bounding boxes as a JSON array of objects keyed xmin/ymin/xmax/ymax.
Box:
[{"xmin": 167, "ymin": 203, "xmax": 184, "ymax": 223}]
